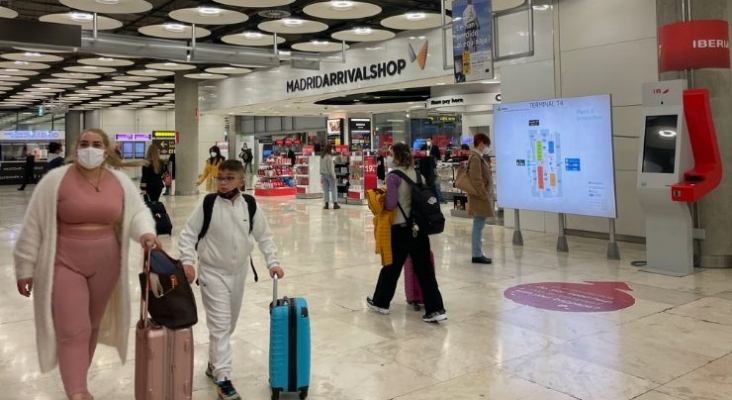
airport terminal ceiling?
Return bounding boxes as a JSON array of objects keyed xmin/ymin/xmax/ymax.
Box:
[{"xmin": 0, "ymin": 0, "xmax": 474, "ymax": 114}]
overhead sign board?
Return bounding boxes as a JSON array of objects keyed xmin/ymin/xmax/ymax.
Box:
[{"xmin": 0, "ymin": 131, "xmax": 65, "ymax": 141}]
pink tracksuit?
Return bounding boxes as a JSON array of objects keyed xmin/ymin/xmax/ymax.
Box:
[{"xmin": 53, "ymin": 169, "xmax": 123, "ymax": 396}]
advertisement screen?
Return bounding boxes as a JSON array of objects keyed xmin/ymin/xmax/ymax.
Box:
[
  {"xmin": 642, "ymin": 115, "xmax": 678, "ymax": 174},
  {"xmin": 327, "ymin": 119, "xmax": 342, "ymax": 135},
  {"xmin": 348, "ymin": 118, "xmax": 371, "ymax": 151},
  {"xmin": 494, "ymin": 94, "xmax": 617, "ymax": 218}
]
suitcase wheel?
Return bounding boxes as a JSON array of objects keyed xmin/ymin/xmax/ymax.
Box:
[
  {"xmin": 271, "ymin": 389, "xmax": 280, "ymax": 400},
  {"xmin": 299, "ymin": 387, "xmax": 308, "ymax": 399},
  {"xmin": 407, "ymin": 301, "xmax": 421, "ymax": 312}
]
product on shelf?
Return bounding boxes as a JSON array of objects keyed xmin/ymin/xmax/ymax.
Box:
[{"xmin": 254, "ymin": 156, "xmax": 297, "ymax": 196}]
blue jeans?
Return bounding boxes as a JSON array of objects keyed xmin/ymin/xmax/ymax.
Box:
[
  {"xmin": 321, "ymin": 173, "xmax": 339, "ymax": 204},
  {"xmin": 472, "ymin": 216, "xmax": 487, "ymax": 257}
]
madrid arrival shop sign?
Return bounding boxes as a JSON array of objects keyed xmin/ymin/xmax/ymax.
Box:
[{"xmin": 504, "ymin": 281, "xmax": 635, "ymax": 312}]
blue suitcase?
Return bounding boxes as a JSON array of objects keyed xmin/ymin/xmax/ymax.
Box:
[{"xmin": 269, "ymin": 276, "xmax": 310, "ymax": 400}]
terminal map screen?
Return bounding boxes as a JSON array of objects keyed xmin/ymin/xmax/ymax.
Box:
[{"xmin": 494, "ymin": 94, "xmax": 617, "ymax": 218}]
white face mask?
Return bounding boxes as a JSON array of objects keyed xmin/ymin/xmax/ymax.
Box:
[
  {"xmin": 210, "ymin": 152, "xmax": 216, "ymax": 158},
  {"xmin": 386, "ymin": 155, "xmax": 394, "ymax": 167},
  {"xmin": 482, "ymin": 147, "xmax": 491, "ymax": 155},
  {"xmin": 77, "ymin": 147, "xmax": 106, "ymax": 169}
]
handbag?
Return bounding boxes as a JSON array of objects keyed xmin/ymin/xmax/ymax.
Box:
[
  {"xmin": 139, "ymin": 248, "xmax": 198, "ymax": 329},
  {"xmin": 454, "ymin": 165, "xmax": 479, "ymax": 196}
]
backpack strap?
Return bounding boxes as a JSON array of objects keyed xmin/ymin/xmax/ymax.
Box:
[
  {"xmin": 390, "ymin": 170, "xmax": 422, "ymax": 224},
  {"xmin": 242, "ymin": 193, "xmax": 259, "ymax": 282},
  {"xmin": 196, "ymin": 193, "xmax": 218, "ymax": 250}
]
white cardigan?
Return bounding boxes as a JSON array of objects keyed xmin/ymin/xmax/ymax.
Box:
[{"xmin": 13, "ymin": 165, "xmax": 156, "ymax": 373}]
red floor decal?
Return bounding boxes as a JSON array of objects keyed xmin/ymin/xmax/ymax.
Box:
[{"xmin": 504, "ymin": 281, "xmax": 635, "ymax": 312}]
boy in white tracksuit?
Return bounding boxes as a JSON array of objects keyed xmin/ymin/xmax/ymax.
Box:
[{"xmin": 179, "ymin": 159, "xmax": 284, "ymax": 400}]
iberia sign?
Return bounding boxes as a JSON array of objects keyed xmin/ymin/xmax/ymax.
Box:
[{"xmin": 658, "ymin": 20, "xmax": 730, "ymax": 73}]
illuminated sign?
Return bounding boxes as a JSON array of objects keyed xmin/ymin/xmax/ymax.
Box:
[
  {"xmin": 152, "ymin": 130, "xmax": 176, "ymax": 138},
  {"xmin": 115, "ymin": 133, "xmax": 152, "ymax": 141},
  {"xmin": 0, "ymin": 130, "xmax": 65, "ymax": 141}
]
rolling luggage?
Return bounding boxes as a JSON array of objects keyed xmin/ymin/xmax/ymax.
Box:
[
  {"xmin": 269, "ymin": 276, "xmax": 310, "ymax": 400},
  {"xmin": 135, "ymin": 248, "xmax": 194, "ymax": 400},
  {"xmin": 404, "ymin": 251, "xmax": 435, "ymax": 311},
  {"xmin": 145, "ymin": 198, "xmax": 173, "ymax": 236}
]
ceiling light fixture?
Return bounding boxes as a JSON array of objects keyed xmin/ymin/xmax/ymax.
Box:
[
  {"xmin": 164, "ymin": 23, "xmax": 186, "ymax": 33},
  {"xmin": 70, "ymin": 12, "xmax": 94, "ymax": 22},
  {"xmin": 331, "ymin": 1, "xmax": 354, "ymax": 10},
  {"xmin": 282, "ymin": 18, "xmax": 304, "ymax": 27},
  {"xmin": 354, "ymin": 27, "xmax": 372, "ymax": 35},
  {"xmin": 23, "ymin": 52, "xmax": 42, "ymax": 57},
  {"xmin": 5, "ymin": 69, "xmax": 20, "ymax": 72},
  {"xmin": 311, "ymin": 40, "xmax": 329, "ymax": 46},
  {"xmin": 198, "ymin": 7, "xmax": 221, "ymax": 16},
  {"xmin": 243, "ymin": 32, "xmax": 263, "ymax": 39},
  {"xmin": 82, "ymin": 66, "xmax": 98, "ymax": 69},
  {"xmin": 658, "ymin": 129, "xmax": 677, "ymax": 138},
  {"xmin": 405, "ymin": 12, "xmax": 426, "ymax": 21},
  {"xmin": 95, "ymin": 0, "xmax": 120, "ymax": 4},
  {"xmin": 98, "ymin": 57, "xmax": 114, "ymax": 62},
  {"xmin": 14, "ymin": 61, "xmax": 29, "ymax": 65},
  {"xmin": 145, "ymin": 69, "xmax": 158, "ymax": 73}
]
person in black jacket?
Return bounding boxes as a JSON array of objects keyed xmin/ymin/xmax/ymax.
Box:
[
  {"xmin": 420, "ymin": 138, "xmax": 446, "ymax": 203},
  {"xmin": 140, "ymin": 145, "xmax": 165, "ymax": 202},
  {"xmin": 43, "ymin": 142, "xmax": 65, "ymax": 176},
  {"xmin": 17, "ymin": 146, "xmax": 36, "ymax": 191}
]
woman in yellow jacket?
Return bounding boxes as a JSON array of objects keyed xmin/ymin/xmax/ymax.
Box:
[{"xmin": 197, "ymin": 145, "xmax": 226, "ymax": 192}]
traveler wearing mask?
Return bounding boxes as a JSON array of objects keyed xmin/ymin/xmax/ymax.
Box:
[
  {"xmin": 197, "ymin": 146, "xmax": 226, "ymax": 193},
  {"xmin": 467, "ymin": 133, "xmax": 495, "ymax": 264},
  {"xmin": 14, "ymin": 128, "xmax": 160, "ymax": 400}
]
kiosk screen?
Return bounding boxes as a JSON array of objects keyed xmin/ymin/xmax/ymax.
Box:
[{"xmin": 642, "ymin": 115, "xmax": 678, "ymax": 174}]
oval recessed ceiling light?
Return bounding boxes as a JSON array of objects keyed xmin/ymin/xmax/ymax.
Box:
[
  {"xmin": 405, "ymin": 12, "xmax": 426, "ymax": 21},
  {"xmin": 243, "ymin": 32, "xmax": 262, "ymax": 39},
  {"xmin": 354, "ymin": 27, "xmax": 372, "ymax": 35},
  {"xmin": 282, "ymin": 18, "xmax": 303, "ymax": 27},
  {"xmin": 70, "ymin": 12, "xmax": 94, "ymax": 22},
  {"xmin": 311, "ymin": 40, "xmax": 329, "ymax": 46},
  {"xmin": 331, "ymin": 1, "xmax": 353, "ymax": 10},
  {"xmin": 95, "ymin": 0, "xmax": 120, "ymax": 4},
  {"xmin": 198, "ymin": 7, "xmax": 221, "ymax": 16},
  {"xmin": 165, "ymin": 23, "xmax": 186, "ymax": 32}
]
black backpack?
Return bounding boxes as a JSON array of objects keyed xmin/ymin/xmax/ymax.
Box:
[
  {"xmin": 391, "ymin": 170, "xmax": 445, "ymax": 236},
  {"xmin": 196, "ymin": 193, "xmax": 259, "ymax": 281}
]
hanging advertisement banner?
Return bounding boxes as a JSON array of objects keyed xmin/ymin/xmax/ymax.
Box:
[
  {"xmin": 452, "ymin": 0, "xmax": 494, "ymax": 83},
  {"xmin": 658, "ymin": 20, "xmax": 730, "ymax": 73}
]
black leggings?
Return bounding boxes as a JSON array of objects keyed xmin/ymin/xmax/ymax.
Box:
[
  {"xmin": 146, "ymin": 184, "xmax": 164, "ymax": 202},
  {"xmin": 372, "ymin": 225, "xmax": 444, "ymax": 314}
]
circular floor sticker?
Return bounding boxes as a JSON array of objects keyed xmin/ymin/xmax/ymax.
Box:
[{"xmin": 504, "ymin": 281, "xmax": 635, "ymax": 312}]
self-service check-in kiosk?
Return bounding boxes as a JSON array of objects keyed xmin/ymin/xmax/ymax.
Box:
[{"xmin": 637, "ymin": 80, "xmax": 723, "ymax": 276}]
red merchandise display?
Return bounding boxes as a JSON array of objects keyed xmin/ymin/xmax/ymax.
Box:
[{"xmin": 255, "ymin": 156, "xmax": 297, "ymax": 197}]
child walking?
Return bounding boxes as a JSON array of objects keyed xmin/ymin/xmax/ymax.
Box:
[{"xmin": 179, "ymin": 159, "xmax": 284, "ymax": 400}]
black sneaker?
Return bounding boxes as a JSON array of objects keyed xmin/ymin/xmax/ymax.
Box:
[
  {"xmin": 216, "ymin": 379, "xmax": 241, "ymax": 400},
  {"xmin": 366, "ymin": 297, "xmax": 390, "ymax": 315},
  {"xmin": 333, "ymin": 203, "xmax": 341, "ymax": 209},
  {"xmin": 422, "ymin": 310, "xmax": 448, "ymax": 323},
  {"xmin": 472, "ymin": 256, "xmax": 492, "ymax": 264}
]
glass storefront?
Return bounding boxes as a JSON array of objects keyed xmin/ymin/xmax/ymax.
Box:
[{"xmin": 373, "ymin": 110, "xmax": 462, "ymax": 155}]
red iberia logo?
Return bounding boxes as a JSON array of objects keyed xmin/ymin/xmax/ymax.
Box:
[{"xmin": 408, "ymin": 41, "xmax": 429, "ymax": 70}]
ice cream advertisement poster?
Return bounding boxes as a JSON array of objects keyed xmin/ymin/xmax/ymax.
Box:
[{"xmin": 452, "ymin": 0, "xmax": 494, "ymax": 83}]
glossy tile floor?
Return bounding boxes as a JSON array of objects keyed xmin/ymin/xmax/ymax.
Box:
[{"xmin": 2, "ymin": 184, "xmax": 732, "ymax": 400}]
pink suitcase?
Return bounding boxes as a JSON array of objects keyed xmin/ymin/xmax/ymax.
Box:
[
  {"xmin": 135, "ymin": 250, "xmax": 194, "ymax": 400},
  {"xmin": 404, "ymin": 251, "xmax": 435, "ymax": 311}
]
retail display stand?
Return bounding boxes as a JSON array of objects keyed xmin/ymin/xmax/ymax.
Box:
[
  {"xmin": 346, "ymin": 151, "xmax": 378, "ymax": 205},
  {"xmin": 295, "ymin": 153, "xmax": 323, "ymax": 199},
  {"xmin": 255, "ymin": 156, "xmax": 296, "ymax": 197},
  {"xmin": 334, "ymin": 145, "xmax": 350, "ymax": 200}
]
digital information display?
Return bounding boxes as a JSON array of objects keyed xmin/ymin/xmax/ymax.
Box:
[
  {"xmin": 494, "ymin": 94, "xmax": 617, "ymax": 218},
  {"xmin": 642, "ymin": 115, "xmax": 678, "ymax": 174}
]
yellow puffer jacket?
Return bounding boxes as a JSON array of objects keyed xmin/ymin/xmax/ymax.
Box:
[
  {"xmin": 367, "ymin": 188, "xmax": 395, "ymax": 266},
  {"xmin": 196, "ymin": 158, "xmax": 222, "ymax": 193}
]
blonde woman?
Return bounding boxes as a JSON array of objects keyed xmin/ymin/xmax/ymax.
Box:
[
  {"xmin": 197, "ymin": 145, "xmax": 226, "ymax": 193},
  {"xmin": 140, "ymin": 145, "xmax": 165, "ymax": 202},
  {"xmin": 14, "ymin": 128, "xmax": 161, "ymax": 400}
]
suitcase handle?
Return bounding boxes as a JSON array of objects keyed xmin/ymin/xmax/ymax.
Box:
[
  {"xmin": 272, "ymin": 274, "xmax": 278, "ymax": 306},
  {"xmin": 139, "ymin": 244, "xmax": 158, "ymax": 329}
]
